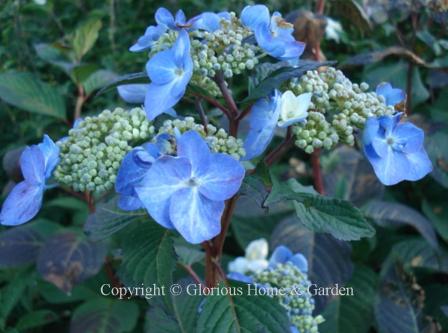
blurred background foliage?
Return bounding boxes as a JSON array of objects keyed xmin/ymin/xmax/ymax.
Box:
[{"xmin": 0, "ymin": 0, "xmax": 448, "ymax": 332}]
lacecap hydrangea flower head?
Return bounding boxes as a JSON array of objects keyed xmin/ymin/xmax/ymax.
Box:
[{"xmin": 228, "ymin": 240, "xmax": 324, "ymax": 333}]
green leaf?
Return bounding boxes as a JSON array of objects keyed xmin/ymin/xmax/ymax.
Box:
[
  {"xmin": 0, "ymin": 71, "xmax": 66, "ymax": 119},
  {"xmin": 36, "ymin": 232, "xmax": 107, "ymax": 292},
  {"xmin": 375, "ymin": 262, "xmax": 424, "ymax": 333},
  {"xmin": 322, "ymin": 146, "xmax": 384, "ymax": 206},
  {"xmin": 16, "ymin": 310, "xmax": 58, "ymax": 331},
  {"xmin": 82, "ymin": 69, "xmax": 118, "ymax": 95},
  {"xmin": 0, "ymin": 271, "xmax": 33, "ymax": 330},
  {"xmin": 426, "ymin": 132, "xmax": 448, "ymax": 188},
  {"xmin": 390, "ymin": 238, "xmax": 448, "ymax": 273},
  {"xmin": 266, "ymin": 178, "xmax": 375, "ymax": 241},
  {"xmin": 270, "ymin": 217, "xmax": 353, "ymax": 311},
  {"xmin": 84, "ymin": 196, "xmax": 147, "ymax": 241},
  {"xmin": 95, "ymin": 71, "xmax": 148, "ymax": 96},
  {"xmin": 72, "ymin": 18, "xmax": 102, "ymax": 61},
  {"xmin": 34, "ymin": 43, "xmax": 73, "ymax": 73},
  {"xmin": 70, "ymin": 298, "xmax": 139, "ymax": 333},
  {"xmin": 320, "ymin": 265, "xmax": 378, "ymax": 333},
  {"xmin": 196, "ymin": 282, "xmax": 290, "ymax": 333},
  {"xmin": 173, "ymin": 237, "xmax": 205, "ymax": 266},
  {"xmin": 362, "ymin": 200, "xmax": 438, "ymax": 248},
  {"xmin": 422, "ymin": 199, "xmax": 448, "ymax": 242},
  {"xmin": 244, "ymin": 60, "xmax": 335, "ymax": 102},
  {"xmin": 146, "ymin": 291, "xmax": 203, "ymax": 333},
  {"xmin": 118, "ymin": 221, "xmax": 177, "ymax": 293}
]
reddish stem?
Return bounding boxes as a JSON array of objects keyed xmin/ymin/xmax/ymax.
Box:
[
  {"xmin": 311, "ymin": 149, "xmax": 325, "ymax": 194},
  {"xmin": 179, "ymin": 263, "xmax": 204, "ymax": 286},
  {"xmin": 264, "ymin": 127, "xmax": 294, "ymax": 166}
]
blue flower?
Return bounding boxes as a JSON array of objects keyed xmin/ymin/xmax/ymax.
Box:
[
  {"xmin": 243, "ymin": 91, "xmax": 281, "ymax": 160},
  {"xmin": 269, "ymin": 245, "xmax": 308, "ymax": 273},
  {"xmin": 376, "ymin": 82, "xmax": 406, "ymax": 106},
  {"xmin": 0, "ymin": 135, "xmax": 59, "ymax": 226},
  {"xmin": 144, "ymin": 30, "xmax": 193, "ymax": 120},
  {"xmin": 115, "ymin": 134, "xmax": 172, "ymax": 211},
  {"xmin": 130, "ymin": 8, "xmax": 229, "ymax": 52},
  {"xmin": 117, "ymin": 84, "xmax": 150, "ymax": 104},
  {"xmin": 363, "ymin": 113, "xmax": 432, "ymax": 185},
  {"xmin": 243, "ymin": 90, "xmax": 310, "ymax": 160},
  {"xmin": 241, "ymin": 5, "xmax": 305, "ymax": 61},
  {"xmin": 134, "ymin": 130, "xmax": 245, "ymax": 243}
]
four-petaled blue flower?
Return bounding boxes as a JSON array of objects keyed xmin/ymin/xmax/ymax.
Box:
[
  {"xmin": 241, "ymin": 5, "xmax": 305, "ymax": 61},
  {"xmin": 0, "ymin": 135, "xmax": 59, "ymax": 226},
  {"xmin": 144, "ymin": 30, "xmax": 193, "ymax": 120},
  {"xmin": 376, "ymin": 82, "xmax": 406, "ymax": 106},
  {"xmin": 243, "ymin": 90, "xmax": 310, "ymax": 160},
  {"xmin": 134, "ymin": 130, "xmax": 245, "ymax": 244},
  {"xmin": 363, "ymin": 113, "xmax": 432, "ymax": 186}
]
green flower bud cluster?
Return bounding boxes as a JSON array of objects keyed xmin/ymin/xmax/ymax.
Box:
[
  {"xmin": 288, "ymin": 67, "xmax": 395, "ymax": 152},
  {"xmin": 253, "ymin": 262, "xmax": 324, "ymax": 333},
  {"xmin": 190, "ymin": 12, "xmax": 261, "ymax": 81},
  {"xmin": 157, "ymin": 117, "xmax": 245, "ymax": 159},
  {"xmin": 54, "ymin": 108, "xmax": 154, "ymax": 194},
  {"xmin": 293, "ymin": 112, "xmax": 339, "ymax": 154}
]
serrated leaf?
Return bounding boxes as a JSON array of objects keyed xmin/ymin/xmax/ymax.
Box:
[
  {"xmin": 197, "ymin": 282, "xmax": 290, "ymax": 333},
  {"xmin": 146, "ymin": 288, "xmax": 203, "ymax": 333},
  {"xmin": 82, "ymin": 69, "xmax": 118, "ymax": 95},
  {"xmin": 37, "ymin": 232, "xmax": 107, "ymax": 292},
  {"xmin": 72, "ymin": 18, "xmax": 102, "ymax": 61},
  {"xmin": 270, "ymin": 217, "xmax": 353, "ymax": 311},
  {"xmin": 363, "ymin": 200, "xmax": 438, "ymax": 248},
  {"xmin": 269, "ymin": 217, "xmax": 353, "ymax": 313},
  {"xmin": 320, "ymin": 265, "xmax": 378, "ymax": 333},
  {"xmin": 70, "ymin": 298, "xmax": 139, "ymax": 333},
  {"xmin": 0, "ymin": 72, "xmax": 66, "ymax": 119},
  {"xmin": 243, "ymin": 60, "xmax": 335, "ymax": 102},
  {"xmin": 118, "ymin": 221, "xmax": 176, "ymax": 292},
  {"xmin": 267, "ymin": 178, "xmax": 375, "ymax": 241},
  {"xmin": 84, "ymin": 196, "xmax": 146, "ymax": 241}
]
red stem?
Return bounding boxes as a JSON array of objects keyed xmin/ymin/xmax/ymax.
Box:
[
  {"xmin": 311, "ymin": 149, "xmax": 325, "ymax": 194},
  {"xmin": 264, "ymin": 127, "xmax": 295, "ymax": 166}
]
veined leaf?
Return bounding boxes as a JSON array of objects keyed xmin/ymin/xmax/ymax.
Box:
[
  {"xmin": 70, "ymin": 298, "xmax": 139, "ymax": 333},
  {"xmin": 266, "ymin": 177, "xmax": 375, "ymax": 241},
  {"xmin": 73, "ymin": 18, "xmax": 102, "ymax": 61},
  {"xmin": 37, "ymin": 232, "xmax": 107, "ymax": 292},
  {"xmin": 363, "ymin": 200, "xmax": 438, "ymax": 248},
  {"xmin": 196, "ymin": 282, "xmax": 290, "ymax": 333},
  {"xmin": 118, "ymin": 221, "xmax": 176, "ymax": 294},
  {"xmin": 0, "ymin": 72, "xmax": 66, "ymax": 119}
]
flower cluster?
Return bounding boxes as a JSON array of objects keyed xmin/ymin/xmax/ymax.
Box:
[
  {"xmin": 288, "ymin": 67, "xmax": 396, "ymax": 152},
  {"xmin": 157, "ymin": 117, "xmax": 245, "ymax": 159},
  {"xmin": 119, "ymin": 5, "xmax": 305, "ymax": 120},
  {"xmin": 54, "ymin": 108, "xmax": 154, "ymax": 194},
  {"xmin": 228, "ymin": 241, "xmax": 324, "ymax": 333}
]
